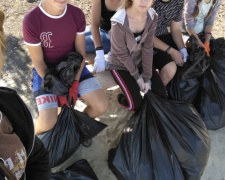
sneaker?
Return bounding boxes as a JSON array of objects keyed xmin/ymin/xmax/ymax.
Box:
[{"xmin": 117, "ymin": 94, "xmax": 128, "ymax": 106}]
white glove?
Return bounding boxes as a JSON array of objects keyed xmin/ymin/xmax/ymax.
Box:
[
  {"xmin": 143, "ymin": 80, "xmax": 151, "ymax": 94},
  {"xmin": 179, "ymin": 48, "xmax": 188, "ymax": 63},
  {"xmin": 93, "ymin": 50, "xmax": 106, "ymax": 73},
  {"xmin": 104, "ymin": 51, "xmax": 111, "ymax": 69},
  {"xmin": 136, "ymin": 76, "xmax": 145, "ymax": 91}
]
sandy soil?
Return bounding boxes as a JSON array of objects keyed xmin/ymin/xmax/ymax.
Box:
[{"xmin": 0, "ymin": 0, "xmax": 225, "ymax": 180}]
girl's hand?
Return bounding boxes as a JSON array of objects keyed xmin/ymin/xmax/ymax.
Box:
[{"xmin": 168, "ymin": 48, "xmax": 184, "ymax": 66}]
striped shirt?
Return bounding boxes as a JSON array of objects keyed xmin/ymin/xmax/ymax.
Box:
[{"xmin": 153, "ymin": 0, "xmax": 184, "ymax": 36}]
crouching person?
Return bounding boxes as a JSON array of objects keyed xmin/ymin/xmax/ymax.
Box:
[{"xmin": 22, "ymin": 0, "xmax": 109, "ymax": 135}]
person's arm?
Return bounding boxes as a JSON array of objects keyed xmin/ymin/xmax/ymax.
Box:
[
  {"xmin": 183, "ymin": 0, "xmax": 203, "ymax": 46},
  {"xmin": 110, "ymin": 22, "xmax": 140, "ymax": 80},
  {"xmin": 91, "ymin": 0, "xmax": 103, "ymax": 48},
  {"xmin": 204, "ymin": 25, "xmax": 213, "ymax": 42},
  {"xmin": 170, "ymin": 21, "xmax": 185, "ymax": 50},
  {"xmin": 153, "ymin": 37, "xmax": 184, "ymax": 65},
  {"xmin": 204, "ymin": 0, "xmax": 222, "ymax": 42},
  {"xmin": 25, "ymin": 137, "xmax": 51, "ymax": 180},
  {"xmin": 74, "ymin": 33, "xmax": 86, "ymax": 81},
  {"xmin": 141, "ymin": 12, "xmax": 158, "ymax": 82},
  {"xmin": 26, "ymin": 45, "xmax": 47, "ymax": 78},
  {"xmin": 204, "ymin": 0, "xmax": 222, "ymax": 29}
]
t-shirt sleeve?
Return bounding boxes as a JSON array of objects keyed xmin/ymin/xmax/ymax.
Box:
[
  {"xmin": 173, "ymin": 1, "xmax": 184, "ymax": 22},
  {"xmin": 76, "ymin": 8, "xmax": 86, "ymax": 35},
  {"xmin": 22, "ymin": 15, "xmax": 41, "ymax": 46}
]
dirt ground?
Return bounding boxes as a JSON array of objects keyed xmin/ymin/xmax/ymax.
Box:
[{"xmin": 0, "ymin": 0, "xmax": 225, "ymax": 180}]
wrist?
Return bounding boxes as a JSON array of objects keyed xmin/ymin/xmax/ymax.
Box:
[
  {"xmin": 165, "ymin": 46, "xmax": 172, "ymax": 54},
  {"xmin": 95, "ymin": 49, "xmax": 104, "ymax": 57},
  {"xmin": 204, "ymin": 32, "xmax": 212, "ymax": 36},
  {"xmin": 95, "ymin": 46, "xmax": 103, "ymax": 51}
]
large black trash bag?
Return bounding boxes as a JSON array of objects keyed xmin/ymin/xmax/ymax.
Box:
[
  {"xmin": 196, "ymin": 38, "xmax": 225, "ymax": 130},
  {"xmin": 38, "ymin": 106, "xmax": 81, "ymax": 167},
  {"xmin": 56, "ymin": 52, "xmax": 83, "ymax": 87},
  {"xmin": 42, "ymin": 52, "xmax": 83, "ymax": 95},
  {"xmin": 73, "ymin": 109, "xmax": 107, "ymax": 140},
  {"xmin": 169, "ymin": 67, "xmax": 200, "ymax": 104},
  {"xmin": 51, "ymin": 159, "xmax": 99, "ymax": 180},
  {"xmin": 108, "ymin": 93, "xmax": 185, "ymax": 180},
  {"xmin": 42, "ymin": 68, "xmax": 69, "ymax": 96},
  {"xmin": 148, "ymin": 92, "xmax": 210, "ymax": 180},
  {"xmin": 38, "ymin": 106, "xmax": 107, "ymax": 168},
  {"xmin": 169, "ymin": 35, "xmax": 210, "ymax": 103}
]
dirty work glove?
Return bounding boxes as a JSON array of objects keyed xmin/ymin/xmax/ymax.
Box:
[
  {"xmin": 69, "ymin": 80, "xmax": 79, "ymax": 106},
  {"xmin": 93, "ymin": 50, "xmax": 106, "ymax": 73},
  {"xmin": 203, "ymin": 42, "xmax": 210, "ymax": 57},
  {"xmin": 58, "ymin": 96, "xmax": 70, "ymax": 108},
  {"xmin": 136, "ymin": 76, "xmax": 145, "ymax": 92},
  {"xmin": 179, "ymin": 48, "xmax": 188, "ymax": 63},
  {"xmin": 143, "ymin": 80, "xmax": 151, "ymax": 94}
]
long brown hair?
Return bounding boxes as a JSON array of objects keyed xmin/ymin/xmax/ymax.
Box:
[
  {"xmin": 192, "ymin": 0, "xmax": 217, "ymax": 18},
  {"xmin": 0, "ymin": 9, "xmax": 6, "ymax": 64}
]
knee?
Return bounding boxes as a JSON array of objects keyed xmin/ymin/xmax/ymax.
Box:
[
  {"xmin": 93, "ymin": 99, "xmax": 109, "ymax": 116},
  {"xmin": 37, "ymin": 110, "xmax": 58, "ymax": 130},
  {"xmin": 161, "ymin": 62, "xmax": 177, "ymax": 81}
]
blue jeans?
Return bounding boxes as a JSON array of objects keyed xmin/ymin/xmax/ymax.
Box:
[{"xmin": 85, "ymin": 25, "xmax": 110, "ymax": 53}]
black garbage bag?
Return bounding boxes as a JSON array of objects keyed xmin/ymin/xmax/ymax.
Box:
[
  {"xmin": 73, "ymin": 109, "xmax": 107, "ymax": 140},
  {"xmin": 42, "ymin": 52, "xmax": 83, "ymax": 95},
  {"xmin": 108, "ymin": 93, "xmax": 185, "ymax": 180},
  {"xmin": 196, "ymin": 38, "xmax": 225, "ymax": 130},
  {"xmin": 181, "ymin": 35, "xmax": 209, "ymax": 80},
  {"xmin": 109, "ymin": 91, "xmax": 210, "ymax": 180},
  {"xmin": 56, "ymin": 52, "xmax": 83, "ymax": 87},
  {"xmin": 42, "ymin": 68, "xmax": 69, "ymax": 96},
  {"xmin": 169, "ymin": 67, "xmax": 200, "ymax": 103},
  {"xmin": 38, "ymin": 106, "xmax": 107, "ymax": 168},
  {"xmin": 148, "ymin": 92, "xmax": 210, "ymax": 180},
  {"xmin": 169, "ymin": 35, "xmax": 210, "ymax": 103},
  {"xmin": 51, "ymin": 159, "xmax": 99, "ymax": 180},
  {"xmin": 38, "ymin": 106, "xmax": 81, "ymax": 167}
]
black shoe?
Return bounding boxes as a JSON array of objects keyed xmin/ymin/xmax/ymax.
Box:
[
  {"xmin": 82, "ymin": 139, "xmax": 92, "ymax": 147},
  {"xmin": 117, "ymin": 94, "xmax": 128, "ymax": 106}
]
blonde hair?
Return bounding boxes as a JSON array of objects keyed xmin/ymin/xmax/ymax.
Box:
[
  {"xmin": 192, "ymin": 0, "xmax": 217, "ymax": 18},
  {"xmin": 0, "ymin": 9, "xmax": 6, "ymax": 65},
  {"xmin": 118, "ymin": 0, "xmax": 133, "ymax": 10}
]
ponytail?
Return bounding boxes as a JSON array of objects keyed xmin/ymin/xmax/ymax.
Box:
[
  {"xmin": 205, "ymin": 0, "xmax": 217, "ymax": 18},
  {"xmin": 192, "ymin": 0, "xmax": 217, "ymax": 18},
  {"xmin": 192, "ymin": 0, "xmax": 202, "ymax": 18}
]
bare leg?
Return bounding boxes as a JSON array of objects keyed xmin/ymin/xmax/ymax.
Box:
[
  {"xmin": 34, "ymin": 108, "xmax": 58, "ymax": 135},
  {"xmin": 81, "ymin": 89, "xmax": 109, "ymax": 118},
  {"xmin": 159, "ymin": 61, "xmax": 177, "ymax": 86}
]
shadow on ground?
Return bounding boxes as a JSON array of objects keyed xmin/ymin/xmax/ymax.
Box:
[{"xmin": 1, "ymin": 35, "xmax": 38, "ymax": 118}]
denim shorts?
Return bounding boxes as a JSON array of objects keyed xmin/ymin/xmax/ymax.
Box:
[
  {"xmin": 85, "ymin": 25, "xmax": 111, "ymax": 53},
  {"xmin": 32, "ymin": 65, "xmax": 102, "ymax": 111}
]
